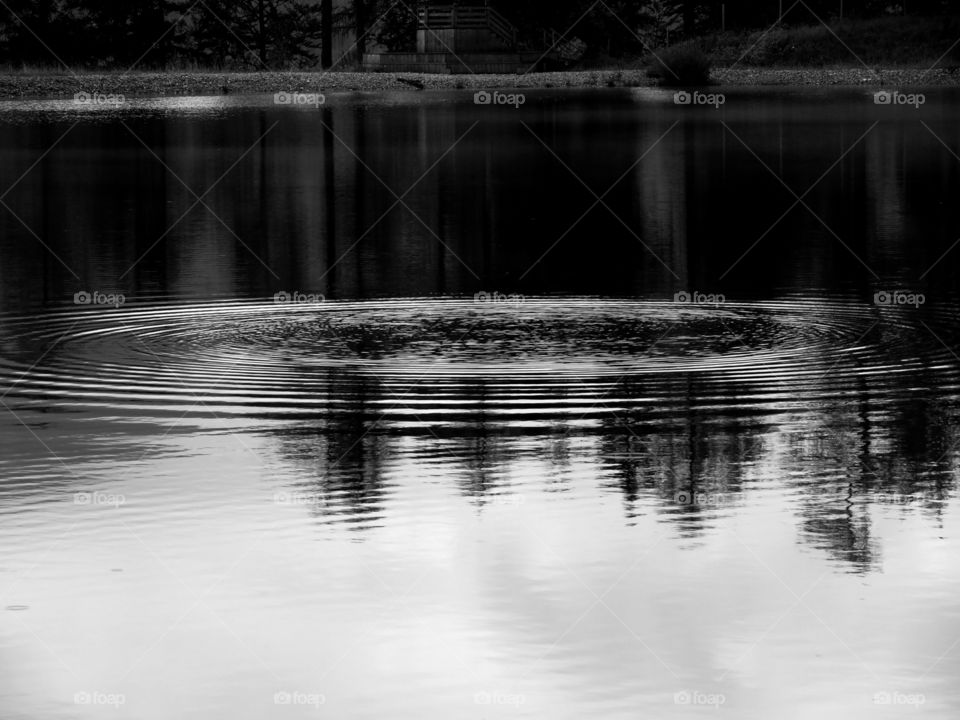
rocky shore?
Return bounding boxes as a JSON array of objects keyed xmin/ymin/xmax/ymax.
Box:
[{"xmin": 0, "ymin": 66, "xmax": 956, "ymax": 99}]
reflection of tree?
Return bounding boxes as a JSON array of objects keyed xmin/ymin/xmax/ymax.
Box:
[
  {"xmin": 4, "ymin": 88, "xmax": 960, "ymax": 303},
  {"xmin": 271, "ymin": 372, "xmax": 390, "ymax": 531},
  {"xmin": 587, "ymin": 374, "xmax": 763, "ymax": 531},
  {"xmin": 262, "ymin": 359, "xmax": 958, "ymax": 570},
  {"xmin": 801, "ymin": 502, "xmax": 876, "ymax": 572},
  {"xmin": 452, "ymin": 434, "xmax": 499, "ymax": 502},
  {"xmin": 323, "ymin": 105, "xmax": 338, "ymax": 297},
  {"xmin": 784, "ymin": 368, "xmax": 958, "ymax": 571},
  {"xmin": 437, "ymin": 386, "xmax": 530, "ymax": 505}
]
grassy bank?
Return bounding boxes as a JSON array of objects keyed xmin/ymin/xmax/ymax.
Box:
[
  {"xmin": 0, "ymin": 70, "xmax": 655, "ymax": 98},
  {"xmin": 0, "ymin": 65, "xmax": 957, "ymax": 100},
  {"xmin": 2, "ymin": 14, "xmax": 960, "ymax": 101}
]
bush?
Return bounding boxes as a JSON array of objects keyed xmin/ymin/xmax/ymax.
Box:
[
  {"xmin": 647, "ymin": 42, "xmax": 712, "ymax": 85},
  {"xmin": 693, "ymin": 16, "xmax": 960, "ymax": 68}
]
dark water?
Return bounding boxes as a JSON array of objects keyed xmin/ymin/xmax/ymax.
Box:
[{"xmin": 1, "ymin": 89, "xmax": 959, "ymax": 719}]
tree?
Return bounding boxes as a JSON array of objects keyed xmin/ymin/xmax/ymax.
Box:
[
  {"xmin": 375, "ymin": 3, "xmax": 418, "ymax": 52},
  {"xmin": 353, "ymin": 0, "xmax": 375, "ymax": 59},
  {"xmin": 83, "ymin": 0, "xmax": 180, "ymax": 67},
  {"xmin": 180, "ymin": 0, "xmax": 321, "ymax": 69},
  {"xmin": 321, "ymin": 0, "xmax": 333, "ymax": 67},
  {"xmin": 638, "ymin": 0, "xmax": 683, "ymax": 48},
  {"xmin": 0, "ymin": 0, "xmax": 75, "ymax": 67}
]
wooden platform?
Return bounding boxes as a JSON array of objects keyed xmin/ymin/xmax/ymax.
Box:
[
  {"xmin": 363, "ymin": 3, "xmax": 573, "ymax": 74},
  {"xmin": 363, "ymin": 52, "xmax": 550, "ymax": 75}
]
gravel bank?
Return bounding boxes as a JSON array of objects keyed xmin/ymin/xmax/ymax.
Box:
[{"xmin": 0, "ymin": 66, "xmax": 956, "ymax": 99}]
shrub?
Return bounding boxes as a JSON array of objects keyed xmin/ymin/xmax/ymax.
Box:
[{"xmin": 647, "ymin": 41, "xmax": 712, "ymax": 86}]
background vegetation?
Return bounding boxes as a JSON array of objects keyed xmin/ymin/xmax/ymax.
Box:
[{"xmin": 0, "ymin": 0, "xmax": 957, "ymax": 71}]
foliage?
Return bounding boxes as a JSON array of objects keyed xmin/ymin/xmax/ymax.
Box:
[
  {"xmin": 178, "ymin": 0, "xmax": 323, "ymax": 69},
  {"xmin": 698, "ymin": 14, "xmax": 960, "ymax": 67},
  {"xmin": 647, "ymin": 41, "xmax": 711, "ymax": 85},
  {"xmin": 637, "ymin": 0, "xmax": 684, "ymax": 48},
  {"xmin": 0, "ymin": 1, "xmax": 958, "ymax": 70},
  {"xmin": 374, "ymin": 3, "xmax": 418, "ymax": 53},
  {"xmin": 0, "ymin": 0, "xmax": 321, "ymax": 69}
]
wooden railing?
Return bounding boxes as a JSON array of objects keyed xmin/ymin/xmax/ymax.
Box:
[
  {"xmin": 418, "ymin": 4, "xmax": 518, "ymax": 48},
  {"xmin": 486, "ymin": 7, "xmax": 517, "ymax": 46},
  {"xmin": 416, "ymin": 3, "xmax": 582, "ymax": 60}
]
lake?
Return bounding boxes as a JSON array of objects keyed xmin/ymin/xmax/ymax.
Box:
[{"xmin": 0, "ymin": 87, "xmax": 958, "ymax": 719}]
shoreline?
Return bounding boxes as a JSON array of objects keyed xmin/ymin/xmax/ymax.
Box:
[{"xmin": 0, "ymin": 67, "xmax": 957, "ymax": 99}]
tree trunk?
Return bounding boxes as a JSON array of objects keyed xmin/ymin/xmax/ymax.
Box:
[
  {"xmin": 321, "ymin": 0, "xmax": 333, "ymax": 68},
  {"xmin": 683, "ymin": 1, "xmax": 694, "ymax": 37},
  {"xmin": 355, "ymin": 0, "xmax": 368, "ymax": 59},
  {"xmin": 258, "ymin": 0, "xmax": 268, "ymax": 66}
]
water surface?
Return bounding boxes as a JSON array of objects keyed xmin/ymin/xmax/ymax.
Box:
[{"xmin": 1, "ymin": 89, "xmax": 959, "ymax": 719}]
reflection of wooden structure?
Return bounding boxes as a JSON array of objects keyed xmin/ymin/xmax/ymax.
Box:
[{"xmin": 364, "ymin": 0, "xmax": 567, "ymax": 74}]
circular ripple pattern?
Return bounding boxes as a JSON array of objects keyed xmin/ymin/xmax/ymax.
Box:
[{"xmin": 0, "ymin": 297, "xmax": 957, "ymax": 419}]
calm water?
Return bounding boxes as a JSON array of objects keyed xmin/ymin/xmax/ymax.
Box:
[{"xmin": 1, "ymin": 88, "xmax": 959, "ymax": 719}]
